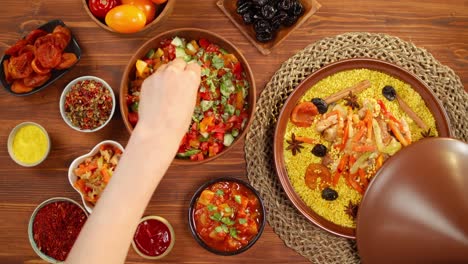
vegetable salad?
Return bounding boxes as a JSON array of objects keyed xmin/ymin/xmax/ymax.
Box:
[{"xmin": 127, "ymin": 36, "xmax": 250, "ymax": 161}]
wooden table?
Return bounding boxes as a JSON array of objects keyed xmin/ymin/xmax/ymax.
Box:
[{"xmin": 0, "ymin": 0, "xmax": 466, "ymax": 263}]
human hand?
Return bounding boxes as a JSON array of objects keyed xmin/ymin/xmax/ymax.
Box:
[{"xmin": 137, "ymin": 58, "xmax": 201, "ymax": 139}]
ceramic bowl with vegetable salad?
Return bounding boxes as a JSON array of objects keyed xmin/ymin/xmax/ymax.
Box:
[{"xmin": 120, "ymin": 28, "xmax": 256, "ymax": 164}]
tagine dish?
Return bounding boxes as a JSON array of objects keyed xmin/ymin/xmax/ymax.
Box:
[{"xmin": 274, "ymin": 58, "xmax": 452, "ymax": 238}]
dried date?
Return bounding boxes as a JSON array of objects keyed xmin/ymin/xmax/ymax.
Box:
[
  {"xmin": 237, "ymin": 1, "xmax": 252, "ymax": 14},
  {"xmin": 256, "ymin": 31, "xmax": 274, "ymax": 42},
  {"xmin": 261, "ymin": 4, "xmax": 277, "ymax": 20},
  {"xmin": 254, "ymin": 19, "xmax": 271, "ymax": 33},
  {"xmin": 289, "ymin": 1, "xmax": 304, "ymax": 16},
  {"xmin": 243, "ymin": 11, "xmax": 255, "ymax": 24}
]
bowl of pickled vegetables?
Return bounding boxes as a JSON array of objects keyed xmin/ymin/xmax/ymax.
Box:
[
  {"xmin": 68, "ymin": 140, "xmax": 124, "ymax": 213},
  {"xmin": 120, "ymin": 28, "xmax": 256, "ymax": 164}
]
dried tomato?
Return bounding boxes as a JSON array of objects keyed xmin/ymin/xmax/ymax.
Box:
[
  {"xmin": 24, "ymin": 72, "xmax": 51, "ymax": 88},
  {"xmin": 290, "ymin": 101, "xmax": 318, "ymax": 127},
  {"xmin": 25, "ymin": 29, "xmax": 48, "ymax": 44},
  {"xmin": 36, "ymin": 43, "xmax": 62, "ymax": 69},
  {"xmin": 55, "ymin": 53, "xmax": 78, "ymax": 70},
  {"xmin": 31, "ymin": 58, "xmax": 51, "ymax": 75},
  {"xmin": 3, "ymin": 59, "xmax": 12, "ymax": 84},
  {"xmin": 18, "ymin": 44, "xmax": 34, "ymax": 55},
  {"xmin": 305, "ymin": 163, "xmax": 331, "ymax": 190},
  {"xmin": 52, "ymin": 32, "xmax": 70, "ymax": 51},
  {"xmin": 4, "ymin": 39, "xmax": 27, "ymax": 56},
  {"xmin": 53, "ymin": 25, "xmax": 71, "ymax": 43},
  {"xmin": 8, "ymin": 51, "xmax": 34, "ymax": 79},
  {"xmin": 11, "ymin": 80, "xmax": 34, "ymax": 93}
]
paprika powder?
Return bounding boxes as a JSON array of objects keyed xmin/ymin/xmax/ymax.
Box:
[{"xmin": 32, "ymin": 200, "xmax": 87, "ymax": 261}]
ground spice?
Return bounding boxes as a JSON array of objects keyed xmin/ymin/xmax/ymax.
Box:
[
  {"xmin": 12, "ymin": 124, "xmax": 48, "ymax": 164},
  {"xmin": 64, "ymin": 79, "xmax": 113, "ymax": 130},
  {"xmin": 33, "ymin": 201, "xmax": 87, "ymax": 261}
]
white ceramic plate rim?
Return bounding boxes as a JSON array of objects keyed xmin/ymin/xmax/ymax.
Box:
[
  {"xmin": 68, "ymin": 140, "xmax": 124, "ymax": 213},
  {"xmin": 7, "ymin": 122, "xmax": 50, "ymax": 167},
  {"xmin": 28, "ymin": 197, "xmax": 88, "ymax": 263},
  {"xmin": 59, "ymin": 75, "xmax": 116, "ymax": 133}
]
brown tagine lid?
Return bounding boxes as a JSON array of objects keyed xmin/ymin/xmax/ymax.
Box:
[{"xmin": 356, "ymin": 138, "xmax": 468, "ymax": 263}]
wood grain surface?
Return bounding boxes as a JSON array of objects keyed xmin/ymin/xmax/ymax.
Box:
[{"xmin": 0, "ymin": 0, "xmax": 466, "ymax": 263}]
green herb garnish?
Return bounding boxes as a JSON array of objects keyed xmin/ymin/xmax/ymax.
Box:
[
  {"xmin": 212, "ymin": 55, "xmax": 224, "ymax": 69},
  {"xmin": 207, "ymin": 204, "xmax": 217, "ymax": 211},
  {"xmin": 234, "ymin": 195, "xmax": 242, "ymax": 204},
  {"xmin": 210, "ymin": 212, "xmax": 222, "ymax": 221},
  {"xmin": 229, "ymin": 228, "xmax": 239, "ymax": 239},
  {"xmin": 221, "ymin": 217, "xmax": 235, "ymax": 226},
  {"xmin": 239, "ymin": 218, "xmax": 247, "ymax": 225},
  {"xmin": 216, "ymin": 189, "xmax": 224, "ymax": 196}
]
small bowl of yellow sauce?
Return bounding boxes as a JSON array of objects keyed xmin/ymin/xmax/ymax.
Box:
[{"xmin": 7, "ymin": 122, "xmax": 50, "ymax": 167}]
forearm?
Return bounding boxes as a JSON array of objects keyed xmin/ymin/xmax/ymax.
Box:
[{"xmin": 66, "ymin": 124, "xmax": 181, "ymax": 264}]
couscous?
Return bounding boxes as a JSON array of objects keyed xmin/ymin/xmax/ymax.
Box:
[{"xmin": 283, "ymin": 69, "xmax": 438, "ymax": 228}]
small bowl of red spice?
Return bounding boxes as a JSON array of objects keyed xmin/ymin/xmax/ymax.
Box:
[
  {"xmin": 28, "ymin": 197, "xmax": 88, "ymax": 263},
  {"xmin": 60, "ymin": 76, "xmax": 115, "ymax": 132},
  {"xmin": 132, "ymin": 215, "xmax": 175, "ymax": 260}
]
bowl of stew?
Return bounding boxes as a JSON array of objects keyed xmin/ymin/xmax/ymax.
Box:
[
  {"xmin": 119, "ymin": 28, "xmax": 256, "ymax": 164},
  {"xmin": 188, "ymin": 177, "xmax": 266, "ymax": 255}
]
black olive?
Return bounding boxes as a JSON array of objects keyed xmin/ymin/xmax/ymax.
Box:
[
  {"xmin": 261, "ymin": 4, "xmax": 277, "ymax": 20},
  {"xmin": 254, "ymin": 19, "xmax": 271, "ymax": 33},
  {"xmin": 321, "ymin": 187, "xmax": 338, "ymax": 201},
  {"xmin": 278, "ymin": 0, "xmax": 293, "ymax": 11},
  {"xmin": 243, "ymin": 11, "xmax": 255, "ymax": 24},
  {"xmin": 289, "ymin": 1, "xmax": 304, "ymax": 16},
  {"xmin": 312, "ymin": 144, "xmax": 327, "ymax": 157},
  {"xmin": 382, "ymin": 85, "xmax": 397, "ymax": 101},
  {"xmin": 282, "ymin": 15, "xmax": 298, "ymax": 26},
  {"xmin": 237, "ymin": 1, "xmax": 252, "ymax": 14},
  {"xmin": 253, "ymin": 0, "xmax": 269, "ymax": 6},
  {"xmin": 311, "ymin": 98, "xmax": 328, "ymax": 114},
  {"xmin": 256, "ymin": 31, "xmax": 274, "ymax": 42}
]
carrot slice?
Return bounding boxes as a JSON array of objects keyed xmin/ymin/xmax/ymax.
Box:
[
  {"xmin": 332, "ymin": 154, "xmax": 349, "ymax": 186},
  {"xmin": 291, "ymin": 102, "xmax": 318, "ymax": 127},
  {"xmin": 295, "ymin": 136, "xmax": 316, "ymax": 144},
  {"xmin": 388, "ymin": 120, "xmax": 409, "ymax": 146}
]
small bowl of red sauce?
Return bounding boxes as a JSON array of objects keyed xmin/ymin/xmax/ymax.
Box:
[
  {"xmin": 28, "ymin": 197, "xmax": 88, "ymax": 263},
  {"xmin": 188, "ymin": 177, "xmax": 266, "ymax": 255},
  {"xmin": 132, "ymin": 215, "xmax": 175, "ymax": 259}
]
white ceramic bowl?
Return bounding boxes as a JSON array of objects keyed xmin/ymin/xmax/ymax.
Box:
[
  {"xmin": 28, "ymin": 197, "xmax": 88, "ymax": 263},
  {"xmin": 68, "ymin": 140, "xmax": 124, "ymax": 213},
  {"xmin": 60, "ymin": 76, "xmax": 115, "ymax": 132},
  {"xmin": 132, "ymin": 215, "xmax": 175, "ymax": 260},
  {"xmin": 7, "ymin": 122, "xmax": 50, "ymax": 167}
]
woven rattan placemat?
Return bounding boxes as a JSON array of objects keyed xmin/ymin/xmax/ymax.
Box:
[{"xmin": 244, "ymin": 32, "xmax": 467, "ymax": 263}]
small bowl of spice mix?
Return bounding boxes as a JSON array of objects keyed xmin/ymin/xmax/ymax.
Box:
[
  {"xmin": 7, "ymin": 122, "xmax": 50, "ymax": 167},
  {"xmin": 28, "ymin": 197, "xmax": 88, "ymax": 263},
  {"xmin": 60, "ymin": 76, "xmax": 115, "ymax": 132}
]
